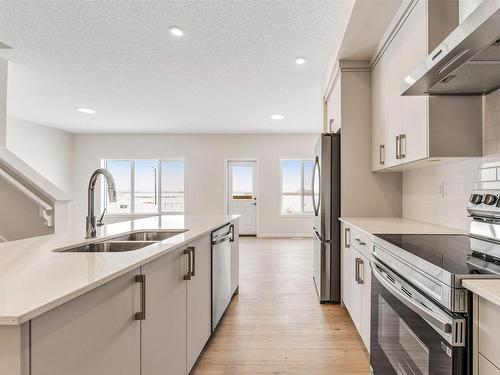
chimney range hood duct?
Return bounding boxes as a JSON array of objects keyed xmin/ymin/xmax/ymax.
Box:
[{"xmin": 401, "ymin": 0, "xmax": 500, "ymax": 96}]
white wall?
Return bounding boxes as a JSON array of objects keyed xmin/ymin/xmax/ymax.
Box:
[
  {"xmin": 459, "ymin": 0, "xmax": 484, "ymax": 22},
  {"xmin": 403, "ymin": 89, "xmax": 500, "ymax": 231},
  {"xmin": 0, "ymin": 178, "xmax": 53, "ymax": 240},
  {"xmin": 6, "ymin": 116, "xmax": 73, "ymax": 194},
  {"xmin": 72, "ymin": 134, "xmax": 317, "ymax": 237}
]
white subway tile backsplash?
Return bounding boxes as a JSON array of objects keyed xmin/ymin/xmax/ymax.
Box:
[{"xmin": 402, "ymin": 89, "xmax": 500, "ymax": 231}]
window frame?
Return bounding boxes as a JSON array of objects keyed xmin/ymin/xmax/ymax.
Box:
[
  {"xmin": 102, "ymin": 158, "xmax": 186, "ymax": 216},
  {"xmin": 280, "ymin": 159, "xmax": 314, "ymax": 217}
]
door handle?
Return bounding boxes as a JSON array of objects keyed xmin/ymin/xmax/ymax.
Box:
[
  {"xmin": 250, "ymin": 202, "xmax": 257, "ymax": 206},
  {"xmin": 184, "ymin": 248, "xmax": 192, "ymax": 280},
  {"xmin": 312, "ymin": 156, "xmax": 321, "ymax": 216},
  {"xmin": 396, "ymin": 135, "xmax": 401, "ymax": 159},
  {"xmin": 134, "ymin": 274, "xmax": 146, "ymax": 320},
  {"xmin": 379, "ymin": 145, "xmax": 385, "ymax": 165}
]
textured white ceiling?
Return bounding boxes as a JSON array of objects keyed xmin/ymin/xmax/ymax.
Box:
[{"xmin": 0, "ymin": 1, "xmax": 353, "ymax": 133}]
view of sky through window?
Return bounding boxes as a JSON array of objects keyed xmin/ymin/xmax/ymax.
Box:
[
  {"xmin": 104, "ymin": 159, "xmax": 185, "ymax": 214},
  {"xmin": 281, "ymin": 160, "xmax": 314, "ymax": 215}
]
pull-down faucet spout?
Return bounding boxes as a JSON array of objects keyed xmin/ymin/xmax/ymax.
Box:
[{"xmin": 86, "ymin": 168, "xmax": 117, "ymax": 239}]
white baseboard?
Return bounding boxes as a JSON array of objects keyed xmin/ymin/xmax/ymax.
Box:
[{"xmin": 257, "ymin": 233, "xmax": 313, "ymax": 238}]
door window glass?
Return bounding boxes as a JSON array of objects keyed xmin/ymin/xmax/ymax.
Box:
[
  {"xmin": 378, "ymin": 295, "xmax": 429, "ymax": 375},
  {"xmin": 231, "ymin": 166, "xmax": 253, "ymax": 199}
]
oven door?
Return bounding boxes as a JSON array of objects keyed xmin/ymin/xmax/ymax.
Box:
[{"xmin": 370, "ymin": 258, "xmax": 468, "ymax": 375}]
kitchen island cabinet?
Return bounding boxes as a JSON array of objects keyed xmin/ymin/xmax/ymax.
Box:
[
  {"xmin": 0, "ymin": 215, "xmax": 239, "ymax": 375},
  {"xmin": 30, "ymin": 268, "xmax": 142, "ymax": 375}
]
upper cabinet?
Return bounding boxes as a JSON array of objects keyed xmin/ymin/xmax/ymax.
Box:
[{"xmin": 371, "ymin": 0, "xmax": 483, "ymax": 172}]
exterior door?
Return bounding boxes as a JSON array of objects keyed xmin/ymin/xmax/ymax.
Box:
[{"xmin": 227, "ymin": 161, "xmax": 257, "ymax": 235}]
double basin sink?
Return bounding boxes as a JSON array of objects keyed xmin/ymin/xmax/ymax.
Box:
[{"xmin": 56, "ymin": 230, "xmax": 188, "ymax": 253}]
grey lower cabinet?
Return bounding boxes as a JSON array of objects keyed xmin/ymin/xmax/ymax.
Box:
[
  {"xmin": 186, "ymin": 234, "xmax": 212, "ymax": 372},
  {"xmin": 142, "ymin": 245, "xmax": 187, "ymax": 375},
  {"xmin": 141, "ymin": 232, "xmax": 213, "ymax": 375},
  {"xmin": 30, "ymin": 231, "xmax": 215, "ymax": 375},
  {"xmin": 30, "ymin": 268, "xmax": 142, "ymax": 375}
]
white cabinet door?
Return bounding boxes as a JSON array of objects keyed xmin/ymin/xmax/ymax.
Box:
[
  {"xmin": 401, "ymin": 0, "xmax": 428, "ymax": 163},
  {"xmin": 231, "ymin": 220, "xmax": 240, "ymax": 295},
  {"xmin": 142, "ymin": 246, "xmax": 187, "ymax": 375},
  {"xmin": 30, "ymin": 269, "xmax": 141, "ymax": 375},
  {"xmin": 360, "ymin": 253, "xmax": 371, "ymax": 352},
  {"xmin": 384, "ymin": 29, "xmax": 403, "ymax": 168},
  {"xmin": 371, "ymin": 59, "xmax": 386, "ymax": 170},
  {"xmin": 341, "ymin": 224, "xmax": 352, "ymax": 312},
  {"xmin": 349, "ymin": 247, "xmax": 363, "ymax": 334},
  {"xmin": 187, "ymin": 234, "xmax": 212, "ymax": 372}
]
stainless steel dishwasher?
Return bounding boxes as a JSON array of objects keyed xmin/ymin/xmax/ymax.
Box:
[{"xmin": 211, "ymin": 223, "xmax": 234, "ymax": 331}]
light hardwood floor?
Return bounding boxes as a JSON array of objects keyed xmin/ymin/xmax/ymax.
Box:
[{"xmin": 193, "ymin": 237, "xmax": 370, "ymax": 375}]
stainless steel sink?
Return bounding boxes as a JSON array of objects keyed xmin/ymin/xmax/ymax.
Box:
[
  {"xmin": 55, "ymin": 230, "xmax": 188, "ymax": 253},
  {"xmin": 56, "ymin": 241, "xmax": 157, "ymax": 253},
  {"xmin": 110, "ymin": 230, "xmax": 187, "ymax": 242}
]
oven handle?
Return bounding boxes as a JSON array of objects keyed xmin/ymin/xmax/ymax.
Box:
[{"xmin": 370, "ymin": 259, "xmax": 452, "ymax": 334}]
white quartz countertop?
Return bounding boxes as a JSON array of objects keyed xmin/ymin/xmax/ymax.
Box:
[
  {"xmin": 339, "ymin": 217, "xmax": 464, "ymax": 235},
  {"xmin": 463, "ymin": 280, "xmax": 500, "ymax": 308},
  {"xmin": 0, "ymin": 215, "xmax": 238, "ymax": 325}
]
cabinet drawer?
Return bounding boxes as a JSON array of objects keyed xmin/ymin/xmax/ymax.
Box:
[
  {"xmin": 479, "ymin": 297, "xmax": 500, "ymax": 370},
  {"xmin": 350, "ymin": 227, "xmax": 372, "ymax": 258},
  {"xmin": 479, "ymin": 354, "xmax": 500, "ymax": 375}
]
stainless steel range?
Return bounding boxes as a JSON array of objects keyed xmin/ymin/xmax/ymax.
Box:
[{"xmin": 370, "ymin": 190, "xmax": 500, "ymax": 375}]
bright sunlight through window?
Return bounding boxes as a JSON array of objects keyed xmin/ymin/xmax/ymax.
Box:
[{"xmin": 104, "ymin": 159, "xmax": 185, "ymax": 215}]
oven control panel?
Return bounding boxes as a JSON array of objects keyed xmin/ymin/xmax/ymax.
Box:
[{"xmin": 467, "ymin": 189, "xmax": 500, "ymax": 219}]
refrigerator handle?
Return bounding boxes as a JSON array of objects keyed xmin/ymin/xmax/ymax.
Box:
[{"xmin": 312, "ymin": 156, "xmax": 321, "ymax": 216}]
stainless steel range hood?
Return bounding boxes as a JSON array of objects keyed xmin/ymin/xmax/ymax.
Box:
[{"xmin": 401, "ymin": 0, "xmax": 500, "ymax": 95}]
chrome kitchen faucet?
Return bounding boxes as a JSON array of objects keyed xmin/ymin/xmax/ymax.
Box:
[{"xmin": 86, "ymin": 168, "xmax": 117, "ymax": 238}]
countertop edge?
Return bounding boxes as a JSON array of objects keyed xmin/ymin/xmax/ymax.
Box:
[
  {"xmin": 462, "ymin": 279, "xmax": 500, "ymax": 308},
  {"xmin": 339, "ymin": 217, "xmax": 464, "ymax": 236}
]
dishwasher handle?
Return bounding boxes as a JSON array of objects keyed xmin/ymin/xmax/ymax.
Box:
[{"xmin": 212, "ymin": 227, "xmax": 233, "ymax": 245}]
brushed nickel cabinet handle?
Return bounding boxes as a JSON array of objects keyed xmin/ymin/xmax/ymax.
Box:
[
  {"xmin": 358, "ymin": 258, "xmax": 364, "ymax": 285},
  {"xmin": 400, "ymin": 134, "xmax": 406, "ymax": 159},
  {"xmin": 344, "ymin": 227, "xmax": 350, "ymax": 248},
  {"xmin": 184, "ymin": 248, "xmax": 192, "ymax": 280},
  {"xmin": 396, "ymin": 135, "xmax": 401, "ymax": 159},
  {"xmin": 379, "ymin": 145, "xmax": 385, "ymax": 165},
  {"xmin": 355, "ymin": 258, "xmax": 360, "ymax": 283},
  {"xmin": 354, "ymin": 238, "xmax": 366, "ymax": 246},
  {"xmin": 189, "ymin": 246, "xmax": 195, "ymax": 277},
  {"xmin": 355, "ymin": 258, "xmax": 364, "ymax": 285},
  {"xmin": 135, "ymin": 274, "xmax": 146, "ymax": 320}
]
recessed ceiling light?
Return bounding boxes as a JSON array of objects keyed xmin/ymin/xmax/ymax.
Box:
[
  {"xmin": 270, "ymin": 114, "xmax": 285, "ymax": 120},
  {"xmin": 76, "ymin": 107, "xmax": 96, "ymax": 114},
  {"xmin": 170, "ymin": 27, "xmax": 184, "ymax": 37},
  {"xmin": 295, "ymin": 57, "xmax": 307, "ymax": 65}
]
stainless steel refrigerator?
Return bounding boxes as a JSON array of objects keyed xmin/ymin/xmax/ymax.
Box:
[{"xmin": 312, "ymin": 132, "xmax": 341, "ymax": 303}]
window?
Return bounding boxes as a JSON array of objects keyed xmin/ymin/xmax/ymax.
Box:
[
  {"xmin": 103, "ymin": 159, "xmax": 185, "ymax": 215},
  {"xmin": 281, "ymin": 159, "xmax": 314, "ymax": 215}
]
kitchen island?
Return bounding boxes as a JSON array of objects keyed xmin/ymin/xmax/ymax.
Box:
[{"xmin": 0, "ymin": 214, "xmax": 239, "ymax": 375}]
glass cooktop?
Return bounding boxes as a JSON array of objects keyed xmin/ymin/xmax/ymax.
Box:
[{"xmin": 375, "ymin": 234, "xmax": 500, "ymax": 275}]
